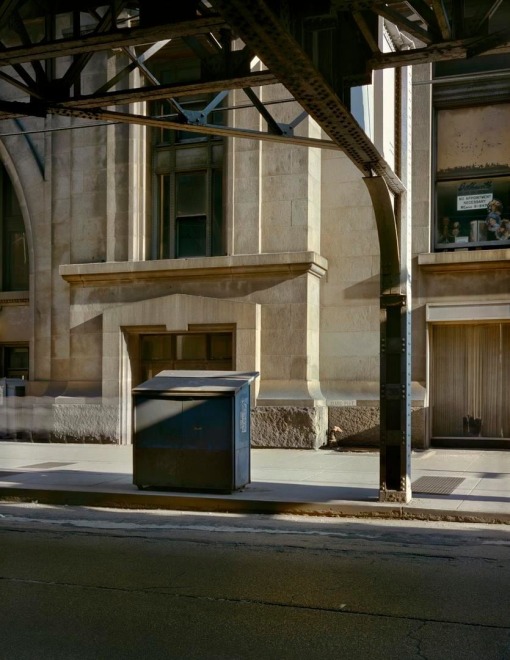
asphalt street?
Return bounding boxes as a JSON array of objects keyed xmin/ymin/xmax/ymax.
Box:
[{"xmin": 1, "ymin": 504, "xmax": 509, "ymax": 660}]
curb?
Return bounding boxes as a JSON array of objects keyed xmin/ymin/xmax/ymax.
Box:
[{"xmin": 0, "ymin": 486, "xmax": 508, "ymax": 525}]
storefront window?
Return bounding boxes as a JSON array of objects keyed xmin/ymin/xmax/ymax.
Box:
[
  {"xmin": 435, "ymin": 103, "xmax": 510, "ymax": 251},
  {"xmin": 436, "ymin": 176, "xmax": 510, "ymax": 248}
]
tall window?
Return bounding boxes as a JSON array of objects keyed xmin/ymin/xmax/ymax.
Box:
[
  {"xmin": 0, "ymin": 165, "xmax": 28, "ymax": 290},
  {"xmin": 155, "ymin": 142, "xmax": 224, "ymax": 259},
  {"xmin": 152, "ymin": 96, "xmax": 224, "ymax": 260}
]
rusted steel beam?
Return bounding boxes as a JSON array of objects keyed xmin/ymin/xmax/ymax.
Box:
[
  {"xmin": 430, "ymin": 0, "xmax": 451, "ymax": 40},
  {"xmin": 0, "ymin": 16, "xmax": 226, "ymax": 66},
  {"xmin": 352, "ymin": 11, "xmax": 380, "ymax": 53},
  {"xmin": 57, "ymin": 71, "xmax": 277, "ymax": 108},
  {"xmin": 210, "ymin": 0, "xmax": 404, "ymax": 194},
  {"xmin": 46, "ymin": 105, "xmax": 341, "ymax": 151}
]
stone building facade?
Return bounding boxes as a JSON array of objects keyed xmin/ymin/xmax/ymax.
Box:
[{"xmin": 0, "ymin": 16, "xmax": 508, "ymax": 451}]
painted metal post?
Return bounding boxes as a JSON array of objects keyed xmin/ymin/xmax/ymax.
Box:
[
  {"xmin": 363, "ymin": 176, "xmax": 411, "ymax": 502},
  {"xmin": 363, "ymin": 65, "xmax": 412, "ymax": 503},
  {"xmin": 379, "ymin": 294, "xmax": 412, "ymax": 501}
]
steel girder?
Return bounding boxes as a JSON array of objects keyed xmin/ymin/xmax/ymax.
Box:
[
  {"xmin": 0, "ymin": 2, "xmax": 507, "ymax": 170},
  {"xmin": 0, "ymin": 2, "xmax": 507, "ymax": 163}
]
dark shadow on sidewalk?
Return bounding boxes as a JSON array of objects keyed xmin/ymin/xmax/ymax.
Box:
[{"xmin": 0, "ymin": 469, "xmax": 379, "ymax": 502}]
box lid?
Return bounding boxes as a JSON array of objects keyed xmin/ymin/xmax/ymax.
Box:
[{"xmin": 132, "ymin": 370, "xmax": 259, "ymax": 395}]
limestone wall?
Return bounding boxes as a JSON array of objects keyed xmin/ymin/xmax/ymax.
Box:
[{"xmin": 0, "ymin": 53, "xmax": 424, "ymax": 450}]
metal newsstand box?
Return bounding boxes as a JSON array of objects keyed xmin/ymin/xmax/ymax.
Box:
[{"xmin": 132, "ymin": 370, "xmax": 258, "ymax": 492}]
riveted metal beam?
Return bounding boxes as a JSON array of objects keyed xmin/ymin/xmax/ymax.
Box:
[
  {"xmin": 45, "ymin": 105, "xmax": 340, "ymax": 151},
  {"xmin": 430, "ymin": 0, "xmax": 452, "ymax": 40},
  {"xmin": 0, "ymin": 16, "xmax": 227, "ymax": 67},
  {"xmin": 210, "ymin": 0, "xmax": 404, "ymax": 195},
  {"xmin": 56, "ymin": 71, "xmax": 278, "ymax": 109},
  {"xmin": 94, "ymin": 40, "xmax": 171, "ymax": 94}
]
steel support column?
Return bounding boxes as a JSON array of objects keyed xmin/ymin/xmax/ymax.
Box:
[{"xmin": 364, "ymin": 176, "xmax": 411, "ymax": 503}]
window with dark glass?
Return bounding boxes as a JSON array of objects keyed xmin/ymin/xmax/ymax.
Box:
[
  {"xmin": 0, "ymin": 165, "xmax": 28, "ymax": 290},
  {"xmin": 140, "ymin": 331, "xmax": 233, "ymax": 382},
  {"xmin": 144, "ymin": 47, "xmax": 226, "ymax": 260},
  {"xmin": 436, "ymin": 175, "xmax": 510, "ymax": 248},
  {"xmin": 0, "ymin": 344, "xmax": 29, "ymax": 379},
  {"xmin": 154, "ymin": 132, "xmax": 224, "ymax": 259},
  {"xmin": 151, "ymin": 77, "xmax": 225, "ymax": 260}
]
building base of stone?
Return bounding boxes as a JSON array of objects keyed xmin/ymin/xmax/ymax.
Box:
[
  {"xmin": 0, "ymin": 397, "xmax": 426, "ymax": 450},
  {"xmin": 328, "ymin": 405, "xmax": 426, "ymax": 450},
  {"xmin": 251, "ymin": 405, "xmax": 328, "ymax": 449}
]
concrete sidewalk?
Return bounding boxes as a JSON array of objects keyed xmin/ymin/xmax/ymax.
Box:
[{"xmin": 0, "ymin": 442, "xmax": 509, "ymax": 523}]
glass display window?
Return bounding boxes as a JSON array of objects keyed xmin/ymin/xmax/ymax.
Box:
[
  {"xmin": 436, "ymin": 176, "xmax": 510, "ymax": 249},
  {"xmin": 434, "ymin": 102, "xmax": 510, "ymax": 251}
]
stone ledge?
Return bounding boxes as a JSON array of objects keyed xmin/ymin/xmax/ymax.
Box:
[
  {"xmin": 418, "ymin": 249, "xmax": 510, "ymax": 272},
  {"xmin": 60, "ymin": 252, "xmax": 328, "ymax": 286}
]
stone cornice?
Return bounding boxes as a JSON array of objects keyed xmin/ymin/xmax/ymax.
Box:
[
  {"xmin": 60, "ymin": 252, "xmax": 328, "ymax": 286},
  {"xmin": 418, "ymin": 249, "xmax": 510, "ymax": 272}
]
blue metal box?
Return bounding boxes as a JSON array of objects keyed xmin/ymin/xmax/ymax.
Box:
[{"xmin": 132, "ymin": 370, "xmax": 258, "ymax": 492}]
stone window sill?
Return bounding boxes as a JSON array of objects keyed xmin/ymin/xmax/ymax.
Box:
[
  {"xmin": 418, "ymin": 249, "xmax": 510, "ymax": 272},
  {"xmin": 60, "ymin": 252, "xmax": 328, "ymax": 286}
]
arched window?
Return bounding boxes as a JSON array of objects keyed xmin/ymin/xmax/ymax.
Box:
[{"xmin": 0, "ymin": 165, "xmax": 28, "ymax": 291}]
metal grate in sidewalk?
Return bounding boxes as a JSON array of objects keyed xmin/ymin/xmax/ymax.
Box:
[{"xmin": 412, "ymin": 476, "xmax": 465, "ymax": 495}]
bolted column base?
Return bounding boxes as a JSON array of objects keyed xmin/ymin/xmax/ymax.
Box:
[{"xmin": 379, "ymin": 482, "xmax": 412, "ymax": 504}]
